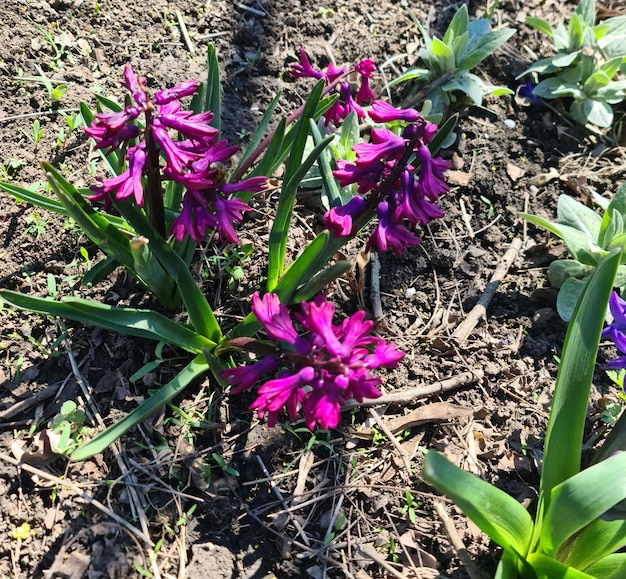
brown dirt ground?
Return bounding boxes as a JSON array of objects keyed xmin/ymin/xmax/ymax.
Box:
[{"xmin": 1, "ymin": 0, "xmax": 626, "ymax": 578}]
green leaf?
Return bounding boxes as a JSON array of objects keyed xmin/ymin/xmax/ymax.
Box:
[
  {"xmin": 584, "ymin": 553, "xmax": 626, "ymax": 578},
  {"xmin": 557, "ymin": 194, "xmax": 602, "ymax": 244},
  {"xmin": 556, "ymin": 278, "xmax": 587, "ymax": 321},
  {"xmin": 442, "ymin": 73, "xmax": 486, "ymax": 106},
  {"xmin": 291, "ymin": 261, "xmax": 352, "ymax": 302},
  {"xmin": 519, "ymin": 212, "xmax": 598, "ymax": 262},
  {"xmin": 250, "ymin": 116, "xmax": 286, "ymax": 177},
  {"xmin": 129, "ymin": 236, "xmax": 178, "ymax": 310},
  {"xmin": 535, "ymin": 252, "xmax": 620, "ymax": 538},
  {"xmin": 0, "ymin": 290, "xmax": 216, "ymax": 353},
  {"xmin": 235, "ymin": 91, "xmax": 282, "ymax": 178},
  {"xmin": 431, "ymin": 38, "xmax": 455, "ymax": 73},
  {"xmin": 594, "ymin": 403, "xmax": 626, "ymax": 464},
  {"xmin": 526, "ymin": 553, "xmax": 595, "ymax": 578},
  {"xmin": 82, "ymin": 255, "xmax": 120, "ymax": 287},
  {"xmin": 540, "ymin": 451, "xmax": 626, "ymax": 556},
  {"xmin": 71, "ymin": 354, "xmax": 208, "ymax": 460},
  {"xmin": 422, "ymin": 450, "xmax": 533, "ymax": 556},
  {"xmin": 525, "ymin": 17, "xmax": 554, "ymax": 38},
  {"xmin": 548, "ymin": 260, "xmax": 593, "ymax": 288},
  {"xmin": 0, "ymin": 181, "xmax": 68, "ymax": 216},
  {"xmin": 310, "ymin": 120, "xmax": 344, "ymax": 209},
  {"xmin": 575, "ymin": 0, "xmax": 596, "ymax": 29},
  {"xmin": 266, "ymin": 80, "xmax": 327, "ymax": 291},
  {"xmin": 386, "ymin": 67, "xmax": 431, "ymax": 88},
  {"xmin": 442, "ymin": 4, "xmax": 468, "ymax": 47},
  {"xmin": 570, "ymin": 98, "xmax": 614, "ymax": 128},
  {"xmin": 583, "ymin": 71, "xmax": 611, "ymax": 96},
  {"xmin": 563, "ymin": 519, "xmax": 626, "ymax": 571},
  {"xmin": 457, "ymin": 28, "xmax": 516, "ymax": 72},
  {"xmin": 42, "ymin": 163, "xmax": 136, "ymax": 271},
  {"xmin": 113, "ymin": 201, "xmax": 222, "ymax": 341},
  {"xmin": 568, "ymin": 14, "xmax": 585, "ymax": 51},
  {"xmin": 191, "ymin": 44, "xmax": 221, "ymax": 131},
  {"xmin": 533, "ymin": 77, "xmax": 582, "ymax": 99}
]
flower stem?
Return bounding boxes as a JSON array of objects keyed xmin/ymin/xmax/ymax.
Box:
[{"xmin": 143, "ymin": 109, "xmax": 166, "ymax": 238}]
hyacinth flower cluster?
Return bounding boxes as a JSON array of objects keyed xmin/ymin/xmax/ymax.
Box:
[
  {"xmin": 222, "ymin": 292, "xmax": 404, "ymax": 430},
  {"xmin": 324, "ymin": 100, "xmax": 451, "ymax": 256},
  {"xmin": 602, "ymin": 291, "xmax": 626, "ymax": 371},
  {"xmin": 290, "ymin": 47, "xmax": 376, "ymax": 126},
  {"xmin": 85, "ymin": 63, "xmax": 267, "ymax": 243}
]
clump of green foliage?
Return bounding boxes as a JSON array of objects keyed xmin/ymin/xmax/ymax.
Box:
[
  {"xmin": 391, "ymin": 4, "xmax": 515, "ymax": 122},
  {"xmin": 519, "ymin": 0, "xmax": 626, "ymax": 128}
]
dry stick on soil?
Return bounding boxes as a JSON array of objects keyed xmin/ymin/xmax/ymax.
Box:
[
  {"xmin": 175, "ymin": 9, "xmax": 195, "ymax": 55},
  {"xmin": 0, "ymin": 452, "xmax": 152, "ymax": 546},
  {"xmin": 367, "ymin": 408, "xmax": 413, "ymax": 475},
  {"xmin": 370, "ymin": 251, "xmax": 384, "ymax": 320},
  {"xmin": 433, "ymin": 501, "xmax": 488, "ymax": 579},
  {"xmin": 452, "ymin": 237, "xmax": 523, "ymax": 343},
  {"xmin": 255, "ymin": 455, "xmax": 312, "ymax": 547},
  {"xmin": 342, "ymin": 369, "xmax": 483, "ymax": 409}
]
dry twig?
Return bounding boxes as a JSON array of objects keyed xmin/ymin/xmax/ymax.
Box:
[{"xmin": 452, "ymin": 237, "xmax": 522, "ymax": 343}]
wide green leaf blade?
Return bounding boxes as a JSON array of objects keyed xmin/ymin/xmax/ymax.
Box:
[
  {"xmin": 113, "ymin": 201, "xmax": 222, "ymax": 342},
  {"xmin": 71, "ymin": 354, "xmax": 208, "ymax": 460},
  {"xmin": 422, "ymin": 450, "xmax": 533, "ymax": 555},
  {"xmin": 526, "ymin": 17, "xmax": 554, "ymax": 38},
  {"xmin": 0, "ymin": 181, "xmax": 69, "ymax": 216},
  {"xmin": 526, "ymin": 553, "xmax": 595, "ymax": 578},
  {"xmin": 43, "ymin": 163, "xmax": 136, "ymax": 271},
  {"xmin": 584, "ymin": 554, "xmax": 626, "ymax": 578},
  {"xmin": 457, "ymin": 28, "xmax": 516, "ymax": 72},
  {"xmin": 235, "ymin": 91, "xmax": 282, "ymax": 175},
  {"xmin": 266, "ymin": 80, "xmax": 325, "ymax": 291},
  {"xmin": 0, "ymin": 290, "xmax": 216, "ymax": 353},
  {"xmin": 558, "ymin": 194, "xmax": 603, "ymax": 238},
  {"xmin": 535, "ymin": 251, "xmax": 620, "ymax": 540},
  {"xmin": 563, "ymin": 519, "xmax": 626, "ymax": 570},
  {"xmin": 540, "ymin": 451, "xmax": 626, "ymax": 555}
]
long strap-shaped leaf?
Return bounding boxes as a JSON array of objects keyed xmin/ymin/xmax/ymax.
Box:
[
  {"xmin": 422, "ymin": 449, "xmax": 533, "ymax": 557},
  {"xmin": 42, "ymin": 162, "xmax": 135, "ymax": 270},
  {"xmin": 114, "ymin": 201, "xmax": 222, "ymax": 342},
  {"xmin": 563, "ymin": 518, "xmax": 626, "ymax": 571},
  {"xmin": 71, "ymin": 354, "xmax": 208, "ymax": 460},
  {"xmin": 0, "ymin": 290, "xmax": 215, "ymax": 353},
  {"xmin": 534, "ymin": 250, "xmax": 620, "ymax": 543},
  {"xmin": 540, "ymin": 450, "xmax": 626, "ymax": 556},
  {"xmin": 266, "ymin": 80, "xmax": 325, "ymax": 291},
  {"xmin": 526, "ymin": 553, "xmax": 595, "ymax": 578}
]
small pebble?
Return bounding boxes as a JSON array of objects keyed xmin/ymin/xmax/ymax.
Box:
[{"xmin": 503, "ymin": 119, "xmax": 516, "ymax": 129}]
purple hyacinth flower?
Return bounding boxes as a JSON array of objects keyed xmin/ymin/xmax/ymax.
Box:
[
  {"xmin": 123, "ymin": 63, "xmax": 148, "ymax": 108},
  {"xmin": 353, "ymin": 128, "xmax": 406, "ymax": 166},
  {"xmin": 154, "ymin": 79, "xmax": 201, "ymax": 105},
  {"xmin": 152, "ymin": 126, "xmax": 201, "ymax": 176},
  {"xmin": 222, "ymin": 293, "xmax": 404, "ymax": 430},
  {"xmin": 416, "ymin": 145, "xmax": 451, "ymax": 202},
  {"xmin": 155, "ymin": 110, "xmax": 218, "ymax": 142},
  {"xmin": 323, "ymin": 195, "xmax": 366, "ymax": 237},
  {"xmin": 252, "ymin": 292, "xmax": 300, "ymax": 343},
  {"xmin": 222, "ymin": 355, "xmax": 280, "ymax": 395},
  {"xmin": 368, "ymin": 100, "xmax": 421, "ymax": 123},
  {"xmin": 290, "ymin": 47, "xmax": 326, "ymax": 80},
  {"xmin": 212, "ymin": 196, "xmax": 252, "ymax": 244},
  {"xmin": 115, "ymin": 145, "xmax": 147, "ymax": 205},
  {"xmin": 370, "ymin": 201, "xmax": 421, "ymax": 256},
  {"xmin": 250, "ymin": 366, "xmax": 314, "ymax": 427}
]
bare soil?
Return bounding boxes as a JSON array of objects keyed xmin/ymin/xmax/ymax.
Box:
[{"xmin": 1, "ymin": 1, "xmax": 626, "ymax": 578}]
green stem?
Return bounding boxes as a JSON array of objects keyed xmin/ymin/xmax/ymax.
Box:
[{"xmin": 143, "ymin": 108, "xmax": 166, "ymax": 238}]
